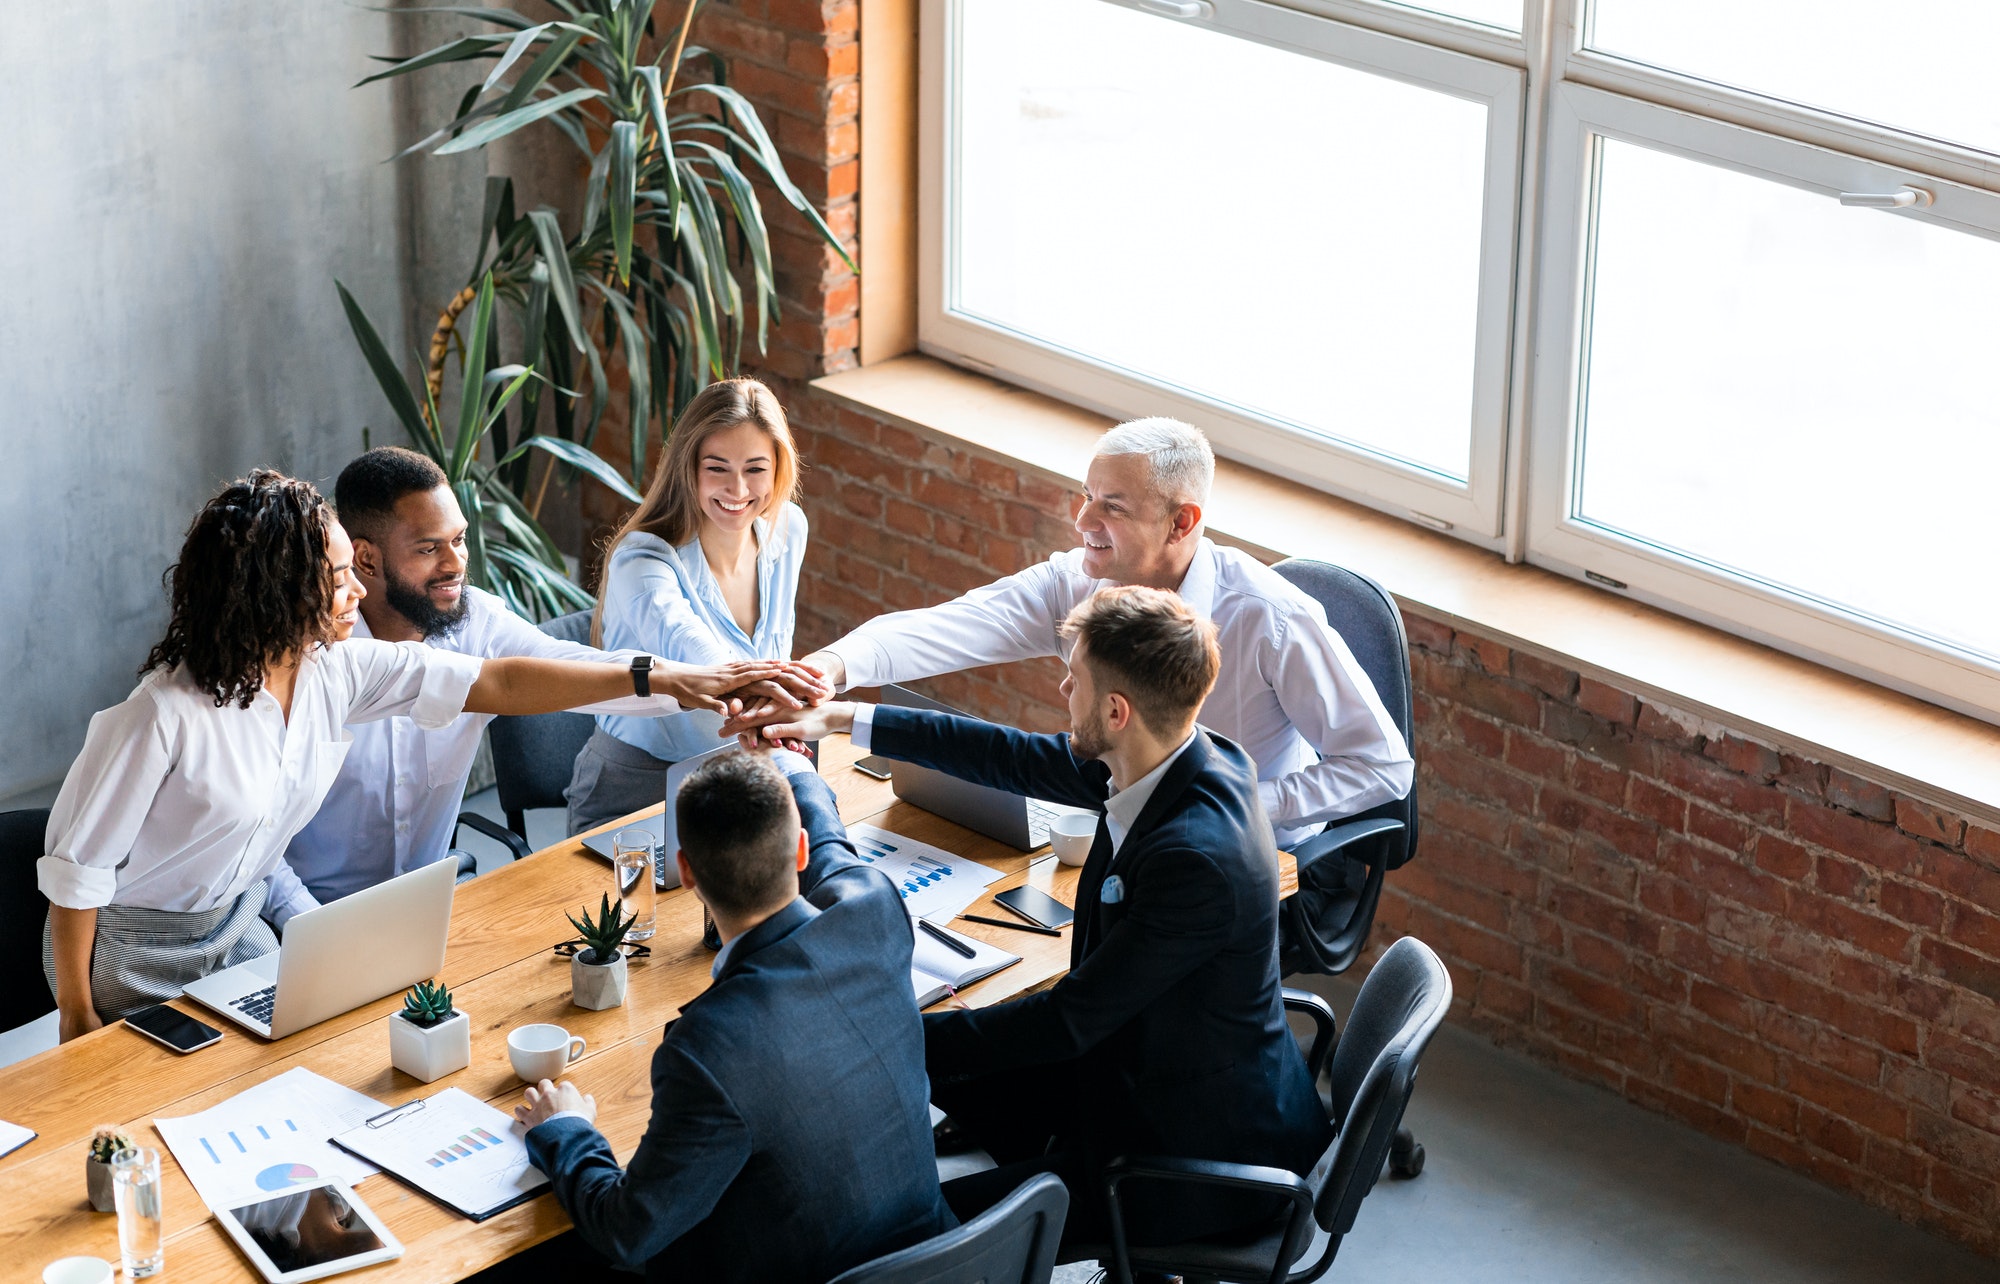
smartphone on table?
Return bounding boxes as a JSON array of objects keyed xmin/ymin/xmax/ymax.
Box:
[
  {"xmin": 123, "ymin": 1003, "xmax": 223, "ymax": 1053},
  {"xmin": 853, "ymin": 755, "xmax": 895, "ymax": 780}
]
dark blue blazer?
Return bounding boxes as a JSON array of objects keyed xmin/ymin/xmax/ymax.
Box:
[
  {"xmin": 526, "ymin": 769, "xmax": 955, "ymax": 1283},
  {"xmin": 876, "ymin": 707, "xmax": 1332, "ymax": 1196}
]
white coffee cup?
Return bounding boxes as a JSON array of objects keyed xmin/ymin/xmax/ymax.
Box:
[
  {"xmin": 42, "ymin": 1258, "xmax": 113, "ymax": 1284},
  {"xmin": 507, "ymin": 1023, "xmax": 587, "ymax": 1083},
  {"xmin": 1049, "ymin": 812, "xmax": 1098, "ymax": 867}
]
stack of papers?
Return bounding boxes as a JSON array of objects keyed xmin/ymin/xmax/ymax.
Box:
[
  {"xmin": 331, "ymin": 1088, "xmax": 547, "ymax": 1221},
  {"xmin": 154, "ymin": 1067, "xmax": 385, "ymax": 1210},
  {"xmin": 848, "ymin": 823, "xmax": 1002, "ymax": 922}
]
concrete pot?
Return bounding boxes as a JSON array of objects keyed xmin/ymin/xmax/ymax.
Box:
[
  {"xmin": 571, "ymin": 951, "xmax": 627, "ymax": 1011},
  {"xmin": 85, "ymin": 1156, "xmax": 116, "ymax": 1212},
  {"xmin": 389, "ymin": 1010, "xmax": 471, "ymax": 1083}
]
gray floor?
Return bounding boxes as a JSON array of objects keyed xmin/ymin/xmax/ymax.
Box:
[{"xmin": 6, "ymin": 807, "xmax": 1993, "ymax": 1282}]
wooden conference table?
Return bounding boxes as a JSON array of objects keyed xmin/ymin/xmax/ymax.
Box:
[{"xmin": 0, "ymin": 736, "xmax": 1297, "ymax": 1282}]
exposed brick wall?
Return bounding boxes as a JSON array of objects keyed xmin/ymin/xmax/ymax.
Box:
[{"xmin": 785, "ymin": 391, "xmax": 2000, "ymax": 1256}]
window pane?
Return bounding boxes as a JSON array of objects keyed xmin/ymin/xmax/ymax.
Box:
[
  {"xmin": 954, "ymin": 0, "xmax": 1491, "ymax": 481},
  {"xmin": 1393, "ymin": 0, "xmax": 1522, "ymax": 31},
  {"xmin": 1588, "ymin": 1, "xmax": 2000, "ymax": 155},
  {"xmin": 1575, "ymin": 138, "xmax": 2000, "ymax": 660}
]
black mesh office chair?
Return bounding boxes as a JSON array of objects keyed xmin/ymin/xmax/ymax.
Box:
[
  {"xmin": 452, "ymin": 609, "xmax": 597, "ymax": 864},
  {"xmin": 827, "ymin": 1172, "xmax": 1069, "ymax": 1284},
  {"xmin": 1, "ymin": 809, "xmax": 56, "ymax": 1032},
  {"xmin": 1089, "ymin": 937, "xmax": 1452, "ymax": 1284}
]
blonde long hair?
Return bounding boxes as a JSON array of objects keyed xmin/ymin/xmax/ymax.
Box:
[{"xmin": 591, "ymin": 378, "xmax": 800, "ymax": 645}]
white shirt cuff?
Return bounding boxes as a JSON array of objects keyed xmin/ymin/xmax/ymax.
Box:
[
  {"xmin": 1257, "ymin": 777, "xmax": 1282, "ymax": 821},
  {"xmin": 849, "ymin": 703, "xmax": 877, "ymax": 752},
  {"xmin": 769, "ymin": 748, "xmax": 816, "ymax": 778},
  {"xmin": 826, "ymin": 641, "xmax": 887, "ymax": 693},
  {"xmin": 37, "ymin": 855, "xmax": 118, "ymax": 910},
  {"xmin": 411, "ymin": 649, "xmax": 484, "ymax": 730}
]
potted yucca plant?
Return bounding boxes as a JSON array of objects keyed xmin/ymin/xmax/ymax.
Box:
[
  {"xmin": 86, "ymin": 1126, "xmax": 133, "ymax": 1212},
  {"xmin": 389, "ymin": 979, "xmax": 471, "ymax": 1083},
  {"xmin": 568, "ymin": 894, "xmax": 637, "ymax": 1011}
]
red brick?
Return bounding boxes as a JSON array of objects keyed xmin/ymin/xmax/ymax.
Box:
[
  {"xmin": 1893, "ymin": 796, "xmax": 1965, "ymax": 848},
  {"xmin": 1456, "ymin": 632, "xmax": 1511, "ymax": 675},
  {"xmin": 1784, "ymin": 1061, "xmax": 1909, "ymax": 1140},
  {"xmin": 1705, "ymin": 734, "xmax": 1780, "ymax": 780},
  {"xmin": 1929, "ymin": 1162, "xmax": 1999, "ymax": 1220},
  {"xmin": 1540, "ymin": 789, "xmax": 1660, "ymax": 863},
  {"xmin": 1948, "ymin": 903, "xmax": 2000, "ymax": 957},
  {"xmin": 1548, "ymin": 883, "xmax": 1659, "ymax": 950},
  {"xmin": 1919, "ymin": 847, "xmax": 2000, "ymax": 915},
  {"xmin": 1752, "ymin": 833, "xmax": 1814, "ymax": 881},
  {"xmin": 1864, "ymin": 1136, "xmax": 1931, "ymax": 1190},
  {"xmin": 1421, "ymin": 653, "xmax": 1543, "ymax": 727},
  {"xmin": 1538, "ymin": 961, "xmax": 1645, "ymax": 1026},
  {"xmin": 1655, "ymin": 1008, "xmax": 1779, "ymax": 1081},
  {"xmin": 1428, "ymin": 742, "xmax": 1538, "ymax": 814},
  {"xmin": 1733, "ymin": 1081, "xmax": 1800, "ymax": 1131},
  {"xmin": 1402, "ymin": 614, "xmax": 1454, "ymax": 654},
  {"xmin": 1635, "ymin": 701, "xmax": 1704, "ymax": 750},
  {"xmin": 1430, "ymin": 794, "xmax": 1513, "ymax": 848},
  {"xmin": 1509, "ymin": 652, "xmax": 1577, "ymax": 699},
  {"xmin": 1877, "ymin": 880, "xmax": 1946, "ymax": 931},
  {"xmin": 1449, "ymin": 707, "xmax": 1507, "ymax": 757},
  {"xmin": 1657, "ymin": 749, "xmax": 1786, "ymax": 825},
  {"xmin": 1638, "ymin": 871, "xmax": 1706, "ymax": 925},
  {"xmin": 1503, "ymin": 729, "xmax": 1568, "ymax": 779},
  {"xmin": 1542, "ymin": 702, "xmax": 1655, "ymax": 774},
  {"xmin": 1627, "ymin": 776, "xmax": 1689, "ymax": 831},
  {"xmin": 1577, "ymin": 676, "xmax": 1638, "ymax": 725},
  {"xmin": 1786, "ymin": 889, "xmax": 1914, "ymax": 961},
  {"xmin": 1825, "ymin": 767, "xmax": 1896, "ymax": 821},
  {"xmin": 1787, "ymin": 799, "xmax": 1923, "ymax": 877},
  {"xmin": 1815, "ymin": 852, "xmax": 1875, "ymax": 901},
  {"xmin": 1662, "ymin": 836, "xmax": 1788, "ymax": 916},
  {"xmin": 1570, "ymin": 756, "xmax": 1627, "ymax": 807},
  {"xmin": 1910, "ymin": 1109, "xmax": 2000, "ymax": 1180}
]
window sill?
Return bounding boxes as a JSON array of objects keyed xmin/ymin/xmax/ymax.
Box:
[{"xmin": 812, "ymin": 354, "xmax": 2000, "ymax": 827}]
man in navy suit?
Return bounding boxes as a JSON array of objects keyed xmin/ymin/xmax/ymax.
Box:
[
  {"xmin": 744, "ymin": 586, "xmax": 1331, "ymax": 1249},
  {"xmin": 511, "ymin": 750, "xmax": 955, "ymax": 1282}
]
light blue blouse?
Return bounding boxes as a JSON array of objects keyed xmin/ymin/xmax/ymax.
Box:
[{"xmin": 596, "ymin": 502, "xmax": 808, "ymax": 762}]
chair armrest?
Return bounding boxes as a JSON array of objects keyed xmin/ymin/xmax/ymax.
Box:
[
  {"xmin": 1102, "ymin": 1155, "xmax": 1317, "ymax": 1284},
  {"xmin": 1282, "ymin": 987, "xmax": 1338, "ymax": 1081},
  {"xmin": 454, "ymin": 812, "xmax": 532, "ymax": 864},
  {"xmin": 1287, "ymin": 817, "xmax": 1404, "ymax": 879}
]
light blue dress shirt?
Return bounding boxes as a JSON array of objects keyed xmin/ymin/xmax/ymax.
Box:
[{"xmin": 596, "ymin": 502, "xmax": 807, "ymax": 762}]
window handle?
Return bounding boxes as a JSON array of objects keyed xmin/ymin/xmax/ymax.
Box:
[
  {"xmin": 1837, "ymin": 186, "xmax": 1933, "ymax": 208},
  {"xmin": 1135, "ymin": 0, "xmax": 1214, "ymax": 17}
]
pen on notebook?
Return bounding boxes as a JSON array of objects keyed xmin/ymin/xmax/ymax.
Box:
[
  {"xmin": 957, "ymin": 913, "xmax": 1062, "ymax": 938},
  {"xmin": 917, "ymin": 918, "xmax": 977, "ymax": 958}
]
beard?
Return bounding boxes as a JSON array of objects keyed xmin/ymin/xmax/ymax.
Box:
[
  {"xmin": 384, "ymin": 566, "xmax": 471, "ymax": 639},
  {"xmin": 1068, "ymin": 705, "xmax": 1112, "ymax": 762}
]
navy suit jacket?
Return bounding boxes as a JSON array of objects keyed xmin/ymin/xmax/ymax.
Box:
[
  {"xmin": 525, "ymin": 769, "xmax": 955, "ymax": 1283},
  {"xmin": 876, "ymin": 707, "xmax": 1331, "ymax": 1195}
]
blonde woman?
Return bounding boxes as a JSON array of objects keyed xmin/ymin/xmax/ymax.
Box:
[{"xmin": 566, "ymin": 378, "xmax": 819, "ymax": 833}]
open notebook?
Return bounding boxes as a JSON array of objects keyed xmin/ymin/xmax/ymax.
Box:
[{"xmin": 910, "ymin": 919, "xmax": 1020, "ymax": 1008}]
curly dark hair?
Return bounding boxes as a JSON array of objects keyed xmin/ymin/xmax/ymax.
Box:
[{"xmin": 142, "ymin": 470, "xmax": 340, "ymax": 708}]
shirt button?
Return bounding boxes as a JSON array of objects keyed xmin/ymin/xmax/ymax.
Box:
[{"xmin": 396, "ymin": 822, "xmax": 410, "ymax": 834}]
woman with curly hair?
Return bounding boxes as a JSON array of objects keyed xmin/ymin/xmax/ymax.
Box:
[{"xmin": 42, "ymin": 470, "xmax": 823, "ymax": 1041}]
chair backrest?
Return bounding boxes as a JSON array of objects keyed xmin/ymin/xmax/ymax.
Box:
[
  {"xmin": 0, "ymin": 809, "xmax": 56, "ymax": 1031},
  {"xmin": 1312, "ymin": 936, "xmax": 1452, "ymax": 1236},
  {"xmin": 826, "ymin": 1173, "xmax": 1069, "ymax": 1284},
  {"xmin": 1270, "ymin": 559, "xmax": 1419, "ymax": 866},
  {"xmin": 487, "ymin": 610, "xmax": 597, "ymax": 823}
]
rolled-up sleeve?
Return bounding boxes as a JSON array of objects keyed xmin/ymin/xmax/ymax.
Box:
[
  {"xmin": 336, "ymin": 640, "xmax": 483, "ymax": 730},
  {"xmin": 40, "ymin": 694, "xmax": 174, "ymax": 910}
]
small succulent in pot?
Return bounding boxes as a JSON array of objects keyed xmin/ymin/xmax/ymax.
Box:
[
  {"xmin": 389, "ymin": 978, "xmax": 471, "ymax": 1082},
  {"xmin": 86, "ymin": 1126, "xmax": 133, "ymax": 1212},
  {"xmin": 400, "ymin": 979, "xmax": 457, "ymax": 1028},
  {"xmin": 568, "ymin": 894, "xmax": 637, "ymax": 1011}
]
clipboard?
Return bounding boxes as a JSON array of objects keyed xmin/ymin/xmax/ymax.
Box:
[{"xmin": 329, "ymin": 1089, "xmax": 550, "ymax": 1223}]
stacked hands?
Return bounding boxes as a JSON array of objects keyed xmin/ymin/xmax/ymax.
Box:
[
  {"xmin": 718, "ymin": 692, "xmax": 854, "ymax": 752},
  {"xmin": 662, "ymin": 658, "xmax": 832, "ymax": 724}
]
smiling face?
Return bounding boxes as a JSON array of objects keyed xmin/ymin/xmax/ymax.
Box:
[
  {"xmin": 325, "ymin": 521, "xmax": 367, "ymax": 641},
  {"xmin": 1075, "ymin": 452, "xmax": 1198, "ymax": 587},
  {"xmin": 362, "ymin": 485, "xmax": 471, "ymax": 637},
  {"xmin": 696, "ymin": 420, "xmax": 777, "ymax": 535}
]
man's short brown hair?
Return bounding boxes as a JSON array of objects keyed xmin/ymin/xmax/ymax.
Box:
[
  {"xmin": 1059, "ymin": 586, "xmax": 1221, "ymax": 734},
  {"xmin": 675, "ymin": 751, "xmax": 800, "ymax": 918}
]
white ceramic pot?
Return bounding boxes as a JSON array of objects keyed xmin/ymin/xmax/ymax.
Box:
[
  {"xmin": 388, "ymin": 1009, "xmax": 471, "ymax": 1083},
  {"xmin": 571, "ymin": 950, "xmax": 627, "ymax": 1011}
]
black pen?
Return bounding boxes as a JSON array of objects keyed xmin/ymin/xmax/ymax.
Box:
[
  {"xmin": 958, "ymin": 913, "xmax": 1062, "ymax": 938},
  {"xmin": 918, "ymin": 918, "xmax": 977, "ymax": 958}
]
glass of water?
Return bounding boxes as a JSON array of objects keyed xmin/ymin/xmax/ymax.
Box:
[
  {"xmin": 612, "ymin": 828, "xmax": 657, "ymax": 941},
  {"xmin": 111, "ymin": 1145, "xmax": 164, "ymax": 1278}
]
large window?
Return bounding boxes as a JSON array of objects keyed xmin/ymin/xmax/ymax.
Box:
[{"xmin": 920, "ymin": 0, "xmax": 2000, "ymax": 719}]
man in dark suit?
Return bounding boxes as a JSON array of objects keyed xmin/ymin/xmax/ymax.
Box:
[
  {"xmin": 511, "ymin": 750, "xmax": 955, "ymax": 1282},
  {"xmin": 743, "ymin": 586, "xmax": 1331, "ymax": 1249}
]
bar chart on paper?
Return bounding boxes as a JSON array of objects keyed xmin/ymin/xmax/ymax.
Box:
[
  {"xmin": 154, "ymin": 1067, "xmax": 384, "ymax": 1210},
  {"xmin": 847, "ymin": 823, "xmax": 1000, "ymax": 921},
  {"xmin": 428, "ymin": 1126, "xmax": 506, "ymax": 1167},
  {"xmin": 331, "ymin": 1088, "xmax": 549, "ymax": 1220}
]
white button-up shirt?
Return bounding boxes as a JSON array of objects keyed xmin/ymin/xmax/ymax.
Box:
[
  {"xmin": 827, "ymin": 538, "xmax": 1413, "ymax": 847},
  {"xmin": 1102, "ymin": 731, "xmax": 1199, "ymax": 857},
  {"xmin": 39, "ymin": 639, "xmax": 484, "ymax": 924},
  {"xmin": 284, "ymin": 587, "xmax": 687, "ymax": 904}
]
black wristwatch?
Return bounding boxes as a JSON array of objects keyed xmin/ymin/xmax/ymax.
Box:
[{"xmin": 630, "ymin": 654, "xmax": 653, "ymax": 698}]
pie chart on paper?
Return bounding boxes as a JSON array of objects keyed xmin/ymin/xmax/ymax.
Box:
[{"xmin": 255, "ymin": 1163, "xmax": 320, "ymax": 1191}]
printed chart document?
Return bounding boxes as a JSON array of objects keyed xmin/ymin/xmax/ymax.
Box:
[
  {"xmin": 154, "ymin": 1067, "xmax": 384, "ymax": 1210},
  {"xmin": 0, "ymin": 1117, "xmax": 34, "ymax": 1160},
  {"xmin": 848, "ymin": 823, "xmax": 1002, "ymax": 923},
  {"xmin": 910, "ymin": 918, "xmax": 1020, "ymax": 1008},
  {"xmin": 331, "ymin": 1088, "xmax": 548, "ymax": 1221}
]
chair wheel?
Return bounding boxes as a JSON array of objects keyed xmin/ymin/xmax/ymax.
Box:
[{"xmin": 1389, "ymin": 1142, "xmax": 1425, "ymax": 1179}]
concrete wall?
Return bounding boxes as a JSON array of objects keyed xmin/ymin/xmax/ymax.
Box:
[{"xmin": 0, "ymin": 5, "xmax": 473, "ymax": 802}]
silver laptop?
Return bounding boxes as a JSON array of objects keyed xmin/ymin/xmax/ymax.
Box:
[
  {"xmin": 579, "ymin": 742, "xmax": 736, "ymax": 888},
  {"xmin": 185, "ymin": 856, "xmax": 457, "ymax": 1040},
  {"xmin": 880, "ymin": 685, "xmax": 1090, "ymax": 851}
]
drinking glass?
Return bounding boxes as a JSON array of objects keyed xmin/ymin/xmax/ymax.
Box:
[
  {"xmin": 612, "ymin": 828, "xmax": 657, "ymax": 941},
  {"xmin": 110, "ymin": 1146, "xmax": 163, "ymax": 1278}
]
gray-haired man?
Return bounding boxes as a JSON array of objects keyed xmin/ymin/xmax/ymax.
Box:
[{"xmin": 800, "ymin": 419, "xmax": 1412, "ymax": 845}]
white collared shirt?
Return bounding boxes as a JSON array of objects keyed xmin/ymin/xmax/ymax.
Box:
[
  {"xmin": 827, "ymin": 538, "xmax": 1413, "ymax": 846},
  {"xmin": 1102, "ymin": 731, "xmax": 1200, "ymax": 856},
  {"xmin": 39, "ymin": 639, "xmax": 485, "ymax": 922},
  {"xmin": 284, "ymin": 587, "xmax": 687, "ymax": 905}
]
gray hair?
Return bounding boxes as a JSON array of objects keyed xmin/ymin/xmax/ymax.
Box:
[{"xmin": 1093, "ymin": 417, "xmax": 1214, "ymax": 509}]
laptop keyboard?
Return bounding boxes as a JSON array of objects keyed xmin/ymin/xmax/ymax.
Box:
[
  {"xmin": 231, "ymin": 985, "xmax": 277, "ymax": 1025},
  {"xmin": 1026, "ymin": 801, "xmax": 1059, "ymax": 848}
]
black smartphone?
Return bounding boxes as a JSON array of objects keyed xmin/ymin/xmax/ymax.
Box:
[
  {"xmin": 853, "ymin": 755, "xmax": 896, "ymax": 780},
  {"xmin": 993, "ymin": 885, "xmax": 1076, "ymax": 930},
  {"xmin": 123, "ymin": 1004, "xmax": 223, "ymax": 1054}
]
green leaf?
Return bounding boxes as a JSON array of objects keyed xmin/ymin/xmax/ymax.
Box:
[
  {"xmin": 498, "ymin": 26, "xmax": 589, "ymax": 117},
  {"xmin": 678, "ymin": 83, "xmax": 856, "ymax": 272},
  {"xmin": 455, "ymin": 479, "xmax": 488, "ymax": 588},
  {"xmin": 434, "ymin": 86, "xmax": 602, "ymax": 155},
  {"xmin": 579, "ymin": 144, "xmax": 611, "ymax": 242},
  {"xmin": 479, "ymin": 22, "xmax": 554, "ymax": 95},
  {"xmin": 355, "ymin": 34, "xmax": 507, "ymax": 87},
  {"xmin": 335, "ymin": 280, "xmax": 440, "ymax": 457},
  {"xmin": 452, "ymin": 275, "xmax": 498, "ymax": 477},
  {"xmin": 527, "ymin": 208, "xmax": 586, "ymax": 353},
  {"xmin": 637, "ymin": 65, "xmax": 682, "ymax": 216},
  {"xmin": 472, "ymin": 175, "xmax": 516, "ymax": 282},
  {"xmin": 684, "ymin": 141, "xmax": 773, "ymax": 350},
  {"xmin": 609, "ymin": 120, "xmax": 639, "ymax": 284},
  {"xmin": 495, "ymin": 434, "xmax": 643, "ymax": 503}
]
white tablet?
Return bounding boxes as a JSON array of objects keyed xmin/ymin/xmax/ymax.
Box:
[{"xmin": 213, "ymin": 1180, "xmax": 403, "ymax": 1284}]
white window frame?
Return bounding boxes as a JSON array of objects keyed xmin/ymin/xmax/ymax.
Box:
[{"xmin": 917, "ymin": 0, "xmax": 1528, "ymax": 541}]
